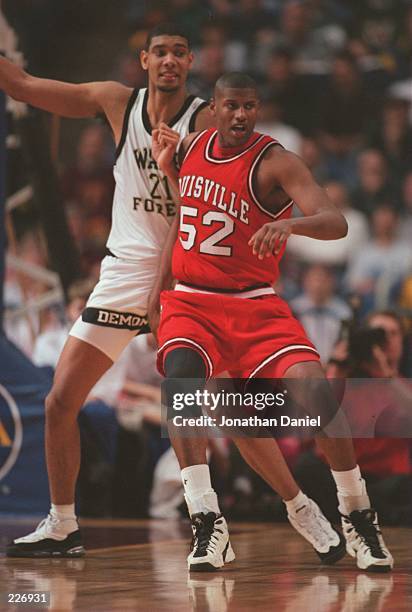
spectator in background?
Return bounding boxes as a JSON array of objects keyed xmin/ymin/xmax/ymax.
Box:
[
  {"xmin": 114, "ymin": 52, "xmax": 147, "ymax": 88},
  {"xmin": 351, "ymin": 149, "xmax": 394, "ymax": 216},
  {"xmin": 262, "ymin": 47, "xmax": 315, "ymax": 133},
  {"xmin": 345, "ymin": 204, "xmax": 412, "ymax": 313},
  {"xmin": 60, "ymin": 124, "xmax": 115, "ymax": 271},
  {"xmin": 190, "ymin": 45, "xmax": 226, "ymax": 100},
  {"xmin": 32, "ymin": 279, "xmax": 93, "ymax": 369},
  {"xmin": 291, "ymin": 264, "xmax": 351, "ymax": 363},
  {"xmin": 299, "ymin": 316, "xmax": 412, "ymax": 525},
  {"xmin": 230, "ymin": 0, "xmax": 275, "ymax": 45},
  {"xmin": 287, "ymin": 180, "xmax": 369, "ymax": 268},
  {"xmin": 255, "ymin": 97, "xmax": 302, "ymax": 154},
  {"xmin": 165, "ymin": 0, "xmax": 210, "ymax": 46},
  {"xmin": 366, "ymin": 310, "xmax": 405, "ymax": 378},
  {"xmin": 299, "ymin": 136, "xmax": 328, "ymax": 183},
  {"xmin": 400, "ymin": 171, "xmax": 412, "ymax": 241},
  {"xmin": 277, "ymin": 0, "xmax": 346, "ymax": 75},
  {"xmin": 318, "ymin": 52, "xmax": 374, "ymax": 188},
  {"xmin": 3, "ymin": 229, "xmax": 51, "ymax": 357},
  {"xmin": 368, "ymin": 98, "xmax": 412, "ymax": 184},
  {"xmin": 60, "ymin": 124, "xmax": 114, "ymax": 219},
  {"xmin": 193, "ymin": 21, "xmax": 246, "ymax": 74},
  {"xmin": 392, "ymin": 4, "xmax": 412, "ymax": 79}
]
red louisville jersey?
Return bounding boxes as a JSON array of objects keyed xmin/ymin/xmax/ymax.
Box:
[{"xmin": 172, "ymin": 128, "xmax": 293, "ymax": 290}]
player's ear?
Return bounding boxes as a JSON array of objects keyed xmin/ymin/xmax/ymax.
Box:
[
  {"xmin": 188, "ymin": 51, "xmax": 194, "ymax": 69},
  {"xmin": 210, "ymin": 98, "xmax": 216, "ymax": 115},
  {"xmin": 140, "ymin": 49, "xmax": 149, "ymax": 71}
]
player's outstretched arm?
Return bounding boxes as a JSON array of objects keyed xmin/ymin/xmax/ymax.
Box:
[
  {"xmin": 0, "ymin": 56, "xmax": 131, "ymax": 134},
  {"xmin": 249, "ymin": 148, "xmax": 348, "ymax": 258}
]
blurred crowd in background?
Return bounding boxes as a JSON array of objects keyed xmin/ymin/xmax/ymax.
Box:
[{"xmin": 2, "ymin": 0, "xmax": 412, "ymax": 523}]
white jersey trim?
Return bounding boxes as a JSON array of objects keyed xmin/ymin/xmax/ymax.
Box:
[
  {"xmin": 158, "ymin": 337, "xmax": 213, "ymax": 378},
  {"xmin": 248, "ymin": 344, "xmax": 319, "ymax": 379},
  {"xmin": 174, "ymin": 283, "xmax": 275, "ymax": 299},
  {"xmin": 181, "ymin": 130, "xmax": 208, "ymax": 165},
  {"xmin": 205, "ymin": 130, "xmax": 265, "ymax": 164}
]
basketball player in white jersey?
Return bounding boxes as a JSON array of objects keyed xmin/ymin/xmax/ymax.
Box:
[
  {"xmin": 3, "ymin": 24, "xmax": 345, "ymax": 564},
  {"xmin": 1, "ymin": 22, "xmax": 212, "ymax": 556}
]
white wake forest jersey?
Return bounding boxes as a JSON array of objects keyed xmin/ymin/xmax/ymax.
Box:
[{"xmin": 107, "ymin": 88, "xmax": 207, "ymax": 262}]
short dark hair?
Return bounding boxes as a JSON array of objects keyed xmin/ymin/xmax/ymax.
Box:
[
  {"xmin": 145, "ymin": 22, "xmax": 191, "ymax": 50},
  {"xmin": 214, "ymin": 72, "xmax": 258, "ymax": 96},
  {"xmin": 366, "ymin": 309, "xmax": 404, "ymax": 334}
]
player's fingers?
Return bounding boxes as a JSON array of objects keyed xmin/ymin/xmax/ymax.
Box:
[
  {"xmin": 258, "ymin": 230, "xmax": 276, "ymax": 259},
  {"xmin": 159, "ymin": 125, "xmax": 180, "ymax": 140},
  {"xmin": 265, "ymin": 233, "xmax": 278, "ymax": 257},
  {"xmin": 159, "ymin": 134, "xmax": 179, "ymax": 148},
  {"xmin": 249, "ymin": 226, "xmax": 268, "ymax": 255},
  {"xmin": 248, "ymin": 224, "xmax": 268, "ymax": 247},
  {"xmin": 273, "ymin": 232, "xmax": 287, "ymax": 255},
  {"xmin": 152, "ymin": 129, "xmax": 160, "ymax": 143}
]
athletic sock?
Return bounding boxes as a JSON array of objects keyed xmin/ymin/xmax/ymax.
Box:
[
  {"xmin": 181, "ymin": 464, "xmax": 220, "ymax": 515},
  {"xmin": 331, "ymin": 465, "xmax": 370, "ymax": 515},
  {"xmin": 50, "ymin": 504, "xmax": 78, "ymax": 535},
  {"xmin": 284, "ymin": 490, "xmax": 309, "ymax": 515}
]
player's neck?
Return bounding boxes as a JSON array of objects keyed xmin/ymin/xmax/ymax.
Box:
[
  {"xmin": 146, "ymin": 84, "xmax": 188, "ymax": 128},
  {"xmin": 214, "ymin": 132, "xmax": 257, "ymax": 158}
]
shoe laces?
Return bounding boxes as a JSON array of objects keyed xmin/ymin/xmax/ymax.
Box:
[
  {"xmin": 36, "ymin": 514, "xmax": 75, "ymax": 534},
  {"xmin": 191, "ymin": 513, "xmax": 223, "ymax": 557},
  {"xmin": 348, "ymin": 509, "xmax": 386, "ymax": 558},
  {"xmin": 35, "ymin": 514, "xmax": 59, "ymax": 533},
  {"xmin": 294, "ymin": 502, "xmax": 332, "ymax": 549}
]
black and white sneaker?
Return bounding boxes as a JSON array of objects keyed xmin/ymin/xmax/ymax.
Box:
[
  {"xmin": 188, "ymin": 512, "xmax": 235, "ymax": 572},
  {"xmin": 288, "ymin": 498, "xmax": 346, "ymax": 564},
  {"xmin": 6, "ymin": 515, "xmax": 85, "ymax": 558},
  {"xmin": 342, "ymin": 509, "xmax": 393, "ymax": 572}
]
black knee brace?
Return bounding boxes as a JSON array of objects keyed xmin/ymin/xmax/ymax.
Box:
[
  {"xmin": 164, "ymin": 347, "xmax": 207, "ymax": 379},
  {"xmin": 164, "ymin": 347, "xmax": 207, "ymax": 420}
]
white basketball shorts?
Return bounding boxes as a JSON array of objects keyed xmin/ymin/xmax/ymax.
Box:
[{"xmin": 70, "ymin": 254, "xmax": 158, "ymax": 362}]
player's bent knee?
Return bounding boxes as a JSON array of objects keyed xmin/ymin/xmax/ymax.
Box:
[
  {"xmin": 164, "ymin": 347, "xmax": 207, "ymax": 379},
  {"xmin": 45, "ymin": 390, "xmax": 82, "ymax": 422}
]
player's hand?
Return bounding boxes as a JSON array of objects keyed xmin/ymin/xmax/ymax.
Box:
[
  {"xmin": 248, "ymin": 219, "xmax": 292, "ymax": 259},
  {"xmin": 152, "ymin": 122, "xmax": 180, "ymax": 173}
]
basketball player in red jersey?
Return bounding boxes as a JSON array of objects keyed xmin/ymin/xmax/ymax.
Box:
[{"xmin": 152, "ymin": 73, "xmax": 393, "ymax": 572}]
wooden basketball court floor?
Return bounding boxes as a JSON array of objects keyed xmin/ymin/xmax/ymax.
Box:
[{"xmin": 0, "ymin": 518, "xmax": 411, "ymax": 611}]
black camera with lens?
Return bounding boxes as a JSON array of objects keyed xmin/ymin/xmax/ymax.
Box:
[{"xmin": 348, "ymin": 327, "xmax": 387, "ymax": 366}]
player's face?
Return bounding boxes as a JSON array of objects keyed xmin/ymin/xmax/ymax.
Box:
[
  {"xmin": 140, "ymin": 35, "xmax": 193, "ymax": 92},
  {"xmin": 211, "ymin": 88, "xmax": 259, "ymax": 147}
]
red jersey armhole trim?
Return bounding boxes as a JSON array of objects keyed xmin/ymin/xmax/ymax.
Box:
[{"xmin": 247, "ymin": 141, "xmax": 294, "ymax": 220}]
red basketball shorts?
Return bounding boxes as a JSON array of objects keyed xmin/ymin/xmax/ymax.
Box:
[{"xmin": 157, "ymin": 289, "xmax": 319, "ymax": 380}]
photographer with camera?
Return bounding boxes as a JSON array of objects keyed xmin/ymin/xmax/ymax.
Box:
[
  {"xmin": 296, "ymin": 312, "xmax": 412, "ymax": 525},
  {"xmin": 346, "ymin": 315, "xmax": 412, "ymax": 525}
]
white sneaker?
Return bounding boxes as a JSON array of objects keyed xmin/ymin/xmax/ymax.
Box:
[
  {"xmin": 342, "ymin": 509, "xmax": 393, "ymax": 572},
  {"xmin": 187, "ymin": 575, "xmax": 235, "ymax": 611},
  {"xmin": 188, "ymin": 512, "xmax": 235, "ymax": 571},
  {"xmin": 6, "ymin": 515, "xmax": 84, "ymax": 558},
  {"xmin": 288, "ymin": 498, "xmax": 346, "ymax": 564}
]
